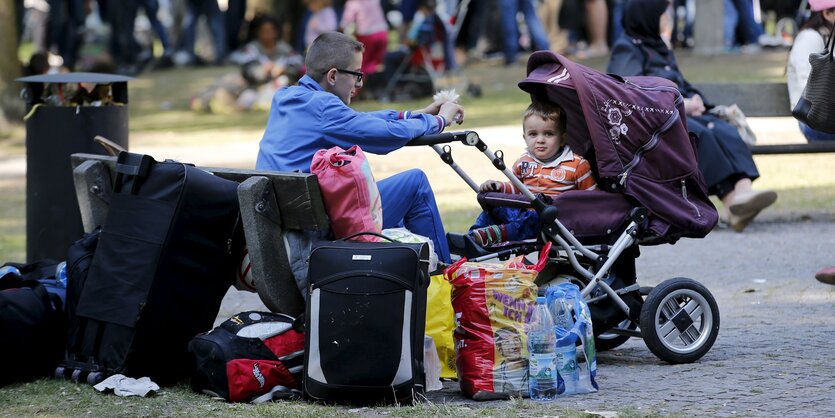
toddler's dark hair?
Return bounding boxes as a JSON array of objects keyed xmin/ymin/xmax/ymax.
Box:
[{"xmin": 523, "ymin": 101, "xmax": 567, "ymax": 135}]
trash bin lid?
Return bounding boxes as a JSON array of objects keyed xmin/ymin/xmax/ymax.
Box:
[{"xmin": 16, "ymin": 72, "xmax": 135, "ymax": 84}]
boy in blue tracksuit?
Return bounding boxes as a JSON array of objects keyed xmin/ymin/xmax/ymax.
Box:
[{"xmin": 256, "ymin": 31, "xmax": 464, "ymax": 263}]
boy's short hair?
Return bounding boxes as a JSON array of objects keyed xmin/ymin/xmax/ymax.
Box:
[
  {"xmin": 305, "ymin": 32, "xmax": 364, "ymax": 82},
  {"xmin": 523, "ymin": 101, "xmax": 567, "ymax": 135}
]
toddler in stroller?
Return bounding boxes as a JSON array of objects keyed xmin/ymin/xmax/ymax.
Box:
[
  {"xmin": 416, "ymin": 51, "xmax": 721, "ymax": 364},
  {"xmin": 468, "ymin": 100, "xmax": 598, "ymax": 247}
]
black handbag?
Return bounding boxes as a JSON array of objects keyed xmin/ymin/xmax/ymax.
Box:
[{"xmin": 792, "ymin": 28, "xmax": 835, "ymax": 134}]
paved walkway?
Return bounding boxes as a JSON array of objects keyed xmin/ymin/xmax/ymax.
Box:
[{"xmin": 428, "ymin": 221, "xmax": 835, "ymax": 417}]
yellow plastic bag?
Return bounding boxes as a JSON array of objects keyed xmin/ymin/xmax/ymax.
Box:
[{"xmin": 426, "ymin": 274, "xmax": 456, "ymax": 379}]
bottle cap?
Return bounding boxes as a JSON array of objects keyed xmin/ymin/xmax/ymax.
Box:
[{"xmin": 0, "ymin": 265, "xmax": 22, "ymax": 278}]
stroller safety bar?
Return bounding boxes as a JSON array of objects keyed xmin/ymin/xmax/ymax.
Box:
[
  {"xmin": 406, "ymin": 130, "xmax": 480, "ymax": 147},
  {"xmin": 415, "ymin": 129, "xmax": 635, "ymax": 317}
]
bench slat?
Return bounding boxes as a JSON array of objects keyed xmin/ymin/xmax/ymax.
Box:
[
  {"xmin": 693, "ymin": 82, "xmax": 791, "ymax": 117},
  {"xmin": 751, "ymin": 142, "xmax": 835, "ymax": 154}
]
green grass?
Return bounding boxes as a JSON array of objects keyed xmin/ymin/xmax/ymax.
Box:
[
  {"xmin": 0, "ymin": 378, "xmax": 660, "ymax": 418},
  {"xmin": 0, "ymin": 176, "xmax": 25, "ymax": 261}
]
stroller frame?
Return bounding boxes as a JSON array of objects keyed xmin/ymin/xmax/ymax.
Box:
[{"xmin": 409, "ymin": 130, "xmax": 720, "ymax": 364}]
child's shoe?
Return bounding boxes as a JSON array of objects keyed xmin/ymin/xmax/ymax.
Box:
[{"xmin": 469, "ymin": 225, "xmax": 508, "ymax": 247}]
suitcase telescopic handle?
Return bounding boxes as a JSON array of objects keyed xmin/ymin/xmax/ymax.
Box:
[
  {"xmin": 113, "ymin": 151, "xmax": 154, "ymax": 194},
  {"xmin": 340, "ymin": 231, "xmax": 398, "ymax": 242}
]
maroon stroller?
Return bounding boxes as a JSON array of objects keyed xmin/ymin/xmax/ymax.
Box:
[{"xmin": 410, "ymin": 51, "xmax": 721, "ymax": 364}]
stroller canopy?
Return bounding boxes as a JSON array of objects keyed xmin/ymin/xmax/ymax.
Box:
[{"xmin": 518, "ymin": 51, "xmax": 717, "ymax": 240}]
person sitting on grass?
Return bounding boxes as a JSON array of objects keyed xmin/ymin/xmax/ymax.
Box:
[
  {"xmin": 191, "ymin": 14, "xmax": 303, "ymax": 113},
  {"xmin": 469, "ymin": 101, "xmax": 597, "ymax": 246}
]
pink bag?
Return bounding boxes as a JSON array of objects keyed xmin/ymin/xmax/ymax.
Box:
[{"xmin": 311, "ymin": 145, "xmax": 383, "ymax": 242}]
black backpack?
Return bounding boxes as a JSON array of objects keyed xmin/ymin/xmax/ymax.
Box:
[
  {"xmin": 63, "ymin": 227, "xmax": 100, "ymax": 344},
  {"xmin": 0, "ymin": 271, "xmax": 66, "ymax": 385}
]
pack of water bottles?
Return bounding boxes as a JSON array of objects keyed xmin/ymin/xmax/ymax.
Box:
[
  {"xmin": 546, "ymin": 283, "xmax": 598, "ymax": 396},
  {"xmin": 526, "ymin": 282, "xmax": 599, "ymax": 401}
]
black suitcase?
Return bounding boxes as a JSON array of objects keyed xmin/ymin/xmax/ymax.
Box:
[
  {"xmin": 58, "ymin": 152, "xmax": 241, "ymax": 386},
  {"xmin": 303, "ymin": 233, "xmax": 430, "ymax": 405}
]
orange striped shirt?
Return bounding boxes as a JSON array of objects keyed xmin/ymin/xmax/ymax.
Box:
[{"xmin": 499, "ymin": 147, "xmax": 598, "ymax": 196}]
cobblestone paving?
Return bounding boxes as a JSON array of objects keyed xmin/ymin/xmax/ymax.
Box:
[{"xmin": 219, "ymin": 220, "xmax": 835, "ymax": 417}]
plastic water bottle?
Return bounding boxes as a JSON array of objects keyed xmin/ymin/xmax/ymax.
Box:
[
  {"xmin": 527, "ymin": 297, "xmax": 557, "ymax": 401},
  {"xmin": 548, "ymin": 289, "xmax": 574, "ymax": 331},
  {"xmin": 0, "ymin": 265, "xmax": 21, "ymax": 278},
  {"xmin": 55, "ymin": 261, "xmax": 67, "ymax": 288},
  {"xmin": 555, "ymin": 329, "xmax": 579, "ymax": 395}
]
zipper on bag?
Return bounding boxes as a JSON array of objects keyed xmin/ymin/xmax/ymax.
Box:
[{"xmin": 681, "ymin": 179, "xmax": 701, "ymax": 218}]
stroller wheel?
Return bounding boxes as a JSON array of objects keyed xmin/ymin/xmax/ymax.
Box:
[
  {"xmin": 595, "ymin": 319, "xmax": 637, "ymax": 351},
  {"xmin": 640, "ymin": 278, "xmax": 720, "ymax": 364}
]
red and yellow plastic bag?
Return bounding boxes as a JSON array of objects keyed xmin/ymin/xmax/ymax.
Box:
[{"xmin": 445, "ymin": 243, "xmax": 551, "ymax": 400}]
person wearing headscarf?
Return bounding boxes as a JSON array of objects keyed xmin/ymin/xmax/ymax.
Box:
[{"xmin": 607, "ymin": 0, "xmax": 777, "ymax": 233}]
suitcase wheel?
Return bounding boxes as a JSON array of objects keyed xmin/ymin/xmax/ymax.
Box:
[
  {"xmin": 54, "ymin": 366, "xmax": 66, "ymax": 379},
  {"xmin": 87, "ymin": 372, "xmax": 104, "ymax": 385},
  {"xmin": 70, "ymin": 369, "xmax": 82, "ymax": 382}
]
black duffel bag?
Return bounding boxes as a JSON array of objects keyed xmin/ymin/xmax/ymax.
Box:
[{"xmin": 0, "ymin": 271, "xmax": 65, "ymax": 386}]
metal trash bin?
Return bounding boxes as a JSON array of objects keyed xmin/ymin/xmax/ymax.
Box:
[{"xmin": 17, "ymin": 73, "xmax": 132, "ymax": 262}]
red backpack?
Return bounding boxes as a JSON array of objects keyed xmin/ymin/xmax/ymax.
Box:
[{"xmin": 188, "ymin": 311, "xmax": 304, "ymax": 402}]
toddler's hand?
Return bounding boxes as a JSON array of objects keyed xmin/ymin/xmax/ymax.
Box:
[{"xmin": 479, "ymin": 180, "xmax": 502, "ymax": 193}]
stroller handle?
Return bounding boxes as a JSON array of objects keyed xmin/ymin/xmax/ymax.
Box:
[{"xmin": 406, "ymin": 131, "xmax": 480, "ymax": 147}]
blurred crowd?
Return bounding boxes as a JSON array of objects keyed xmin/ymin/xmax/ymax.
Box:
[
  {"xmin": 13, "ymin": 0, "xmax": 810, "ymax": 110},
  {"xmin": 16, "ymin": 0, "xmax": 809, "ymax": 76}
]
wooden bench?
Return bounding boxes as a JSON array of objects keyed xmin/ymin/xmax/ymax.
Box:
[
  {"xmin": 70, "ymin": 153, "xmax": 329, "ymax": 317},
  {"xmin": 693, "ymin": 82, "xmax": 835, "ymax": 154}
]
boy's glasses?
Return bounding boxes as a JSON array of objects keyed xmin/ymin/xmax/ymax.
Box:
[{"xmin": 336, "ymin": 68, "xmax": 364, "ymax": 83}]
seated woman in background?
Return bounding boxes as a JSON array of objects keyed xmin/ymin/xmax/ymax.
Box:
[
  {"xmin": 607, "ymin": 0, "xmax": 776, "ymax": 233},
  {"xmin": 191, "ymin": 15, "xmax": 303, "ymax": 113},
  {"xmin": 787, "ymin": 0, "xmax": 835, "ymax": 142}
]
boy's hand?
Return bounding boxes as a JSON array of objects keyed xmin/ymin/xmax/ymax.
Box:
[
  {"xmin": 417, "ymin": 96, "xmax": 455, "ymax": 115},
  {"xmin": 479, "ymin": 180, "xmax": 503, "ymax": 193},
  {"xmin": 417, "ymin": 99, "xmax": 444, "ymax": 115},
  {"xmin": 439, "ymin": 102, "xmax": 464, "ymax": 125}
]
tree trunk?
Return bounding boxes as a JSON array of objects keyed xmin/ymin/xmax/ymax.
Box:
[{"xmin": 0, "ymin": 0, "xmax": 23, "ymax": 125}]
